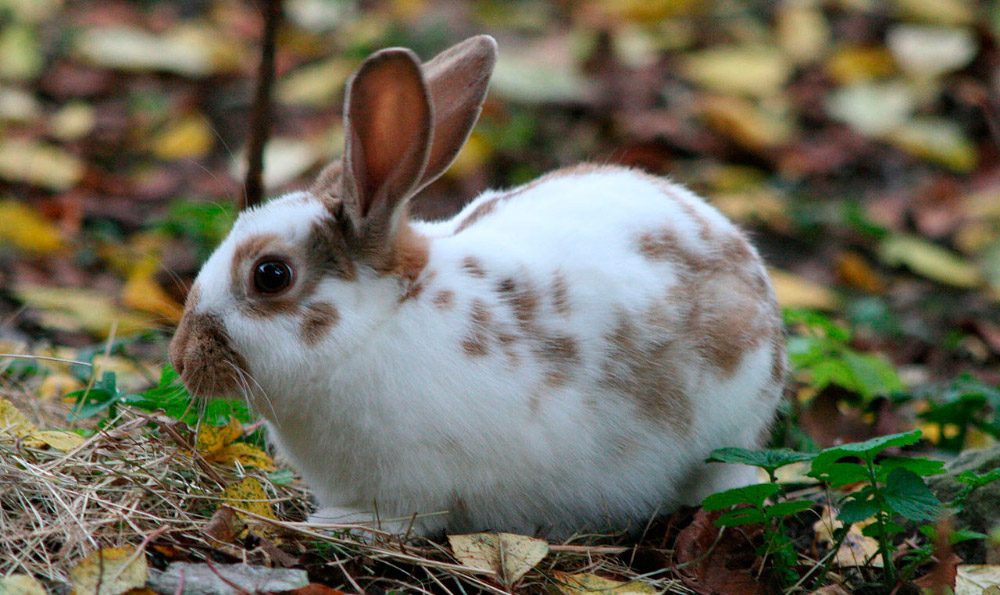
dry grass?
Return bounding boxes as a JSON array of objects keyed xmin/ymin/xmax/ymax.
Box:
[{"xmin": 1, "ymin": 350, "xmax": 692, "ymax": 594}]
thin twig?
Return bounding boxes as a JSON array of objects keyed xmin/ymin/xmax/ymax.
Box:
[{"xmin": 242, "ymin": 0, "xmax": 284, "ymax": 210}]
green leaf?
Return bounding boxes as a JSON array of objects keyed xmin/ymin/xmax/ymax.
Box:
[
  {"xmin": 878, "ymin": 457, "xmax": 946, "ymax": 479},
  {"xmin": 702, "ymin": 483, "xmax": 781, "ymax": 511},
  {"xmin": 67, "ymin": 371, "xmax": 124, "ymax": 420},
  {"xmin": 838, "ymin": 494, "xmax": 879, "ymax": 523},
  {"xmin": 862, "ymin": 519, "xmax": 905, "ymax": 539},
  {"xmin": 950, "ymin": 529, "xmax": 988, "ymax": 544},
  {"xmin": 884, "ymin": 468, "xmax": 941, "ymax": 521},
  {"xmin": 956, "ymin": 468, "xmax": 1000, "ymax": 489},
  {"xmin": 812, "ymin": 430, "xmax": 923, "ymax": 468},
  {"xmin": 716, "ymin": 508, "xmax": 766, "ymax": 527},
  {"xmin": 765, "ymin": 499, "xmax": 814, "ymax": 520},
  {"xmin": 842, "ymin": 351, "xmax": 905, "ymax": 400},
  {"xmin": 707, "ymin": 447, "xmax": 814, "ymax": 474},
  {"xmin": 807, "ymin": 461, "xmax": 871, "ymax": 488}
]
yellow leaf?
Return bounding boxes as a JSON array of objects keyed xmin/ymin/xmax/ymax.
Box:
[
  {"xmin": 206, "ymin": 442, "xmax": 277, "ymax": 471},
  {"xmin": 0, "ymin": 574, "xmax": 47, "ymax": 595},
  {"xmin": 813, "ymin": 506, "xmax": 882, "ymax": 568},
  {"xmin": 825, "ymin": 46, "xmax": 896, "ymax": 84},
  {"xmin": 277, "ymin": 57, "xmax": 354, "ymax": 107},
  {"xmin": 446, "ymin": 132, "xmax": 491, "ymax": 179},
  {"xmin": 196, "ymin": 418, "xmax": 243, "ymax": 455},
  {"xmin": 0, "ymin": 139, "xmax": 84, "ymax": 191},
  {"xmin": 0, "ymin": 397, "xmax": 38, "ymax": 438},
  {"xmin": 69, "ymin": 546, "xmax": 148, "ymax": 595},
  {"xmin": 551, "ymin": 571, "xmax": 658, "ymax": 594},
  {"xmin": 680, "ymin": 45, "xmax": 792, "ymax": 98},
  {"xmin": 24, "ymin": 429, "xmax": 86, "ymax": 452},
  {"xmin": 0, "ymin": 199, "xmax": 64, "ymax": 255},
  {"xmin": 14, "ymin": 284, "xmax": 158, "ymax": 338},
  {"xmin": 50, "ymin": 102, "xmax": 96, "ymax": 141},
  {"xmin": 448, "ymin": 533, "xmax": 548, "ymax": 586},
  {"xmin": 121, "ymin": 258, "xmax": 184, "ymax": 323},
  {"xmin": 885, "ymin": 117, "xmax": 979, "ymax": 173},
  {"xmin": 39, "ymin": 373, "xmax": 85, "ymax": 400},
  {"xmin": 222, "ymin": 477, "xmax": 276, "ymax": 520},
  {"xmin": 699, "ymin": 95, "xmax": 794, "ymax": 151},
  {"xmin": 768, "ymin": 268, "xmax": 840, "ymax": 310},
  {"xmin": 879, "ymin": 234, "xmax": 983, "ymax": 288},
  {"xmin": 151, "ymin": 114, "xmax": 214, "ymax": 160}
]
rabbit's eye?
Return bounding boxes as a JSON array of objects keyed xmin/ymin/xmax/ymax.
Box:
[{"xmin": 253, "ymin": 260, "xmax": 293, "ymax": 295}]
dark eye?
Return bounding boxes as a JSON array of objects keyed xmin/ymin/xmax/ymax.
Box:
[{"xmin": 253, "ymin": 260, "xmax": 293, "ymax": 295}]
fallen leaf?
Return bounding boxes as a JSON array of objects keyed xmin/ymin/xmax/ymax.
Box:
[
  {"xmin": 285, "ymin": 585, "xmax": 349, "ymax": 595},
  {"xmin": 222, "ymin": 477, "xmax": 276, "ymax": 520},
  {"xmin": 14, "ymin": 284, "xmax": 157, "ymax": 337},
  {"xmin": 122, "ymin": 257, "xmax": 184, "ymax": 323},
  {"xmin": 887, "ymin": 25, "xmax": 978, "ymax": 78},
  {"xmin": 147, "ymin": 562, "xmax": 308, "ymax": 595},
  {"xmin": 891, "ymin": 0, "xmax": 976, "ymax": 26},
  {"xmin": 675, "ymin": 509, "xmax": 761, "ymax": 594},
  {"xmin": 50, "ymin": 101, "xmax": 96, "ymax": 141},
  {"xmin": 207, "ymin": 442, "xmax": 277, "ymax": 471},
  {"xmin": 0, "ymin": 200, "xmax": 64, "ymax": 255},
  {"xmin": 491, "ymin": 37, "xmax": 591, "ymax": 104},
  {"xmin": 0, "ymin": 397, "xmax": 38, "ymax": 437},
  {"xmin": 232, "ymin": 136, "xmax": 328, "ymax": 190},
  {"xmin": 836, "ymin": 252, "xmax": 886, "ymax": 293},
  {"xmin": 0, "ymin": 24, "xmax": 44, "ymax": 81},
  {"xmin": 0, "ymin": 139, "xmax": 84, "ymax": 191},
  {"xmin": 879, "ymin": 234, "xmax": 983, "ymax": 288},
  {"xmin": 73, "ymin": 24, "xmax": 242, "ymax": 77},
  {"xmin": 151, "ymin": 114, "xmax": 214, "ymax": 160},
  {"xmin": 825, "ymin": 46, "xmax": 897, "ymax": 84},
  {"xmin": 551, "ymin": 571, "xmax": 658, "ymax": 594},
  {"xmin": 23, "ymin": 429, "xmax": 86, "ymax": 452},
  {"xmin": 69, "ymin": 546, "xmax": 148, "ymax": 595},
  {"xmin": 699, "ymin": 95, "xmax": 794, "ymax": 151},
  {"xmin": 277, "ymin": 57, "xmax": 354, "ymax": 107},
  {"xmin": 776, "ymin": 1, "xmax": 830, "ymax": 64},
  {"xmin": 0, "ymin": 87, "xmax": 42, "ymax": 123},
  {"xmin": 886, "ymin": 117, "xmax": 978, "ymax": 173},
  {"xmin": 813, "ymin": 506, "xmax": 883, "ymax": 568},
  {"xmin": 769, "ymin": 268, "xmax": 840, "ymax": 310},
  {"xmin": 197, "ymin": 418, "xmax": 243, "ymax": 454},
  {"xmin": 956, "ymin": 565, "xmax": 1000, "ymax": 595},
  {"xmin": 0, "ymin": 574, "xmax": 47, "ymax": 595},
  {"xmin": 448, "ymin": 533, "xmax": 548, "ymax": 586},
  {"xmin": 826, "ymin": 81, "xmax": 916, "ymax": 136},
  {"xmin": 680, "ymin": 45, "xmax": 792, "ymax": 98},
  {"xmin": 203, "ymin": 506, "xmax": 244, "ymax": 544}
]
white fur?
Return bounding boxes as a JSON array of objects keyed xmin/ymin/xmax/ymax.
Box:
[{"xmin": 192, "ymin": 167, "xmax": 783, "ymax": 537}]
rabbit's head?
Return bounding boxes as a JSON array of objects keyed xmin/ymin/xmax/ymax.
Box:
[{"xmin": 169, "ymin": 36, "xmax": 497, "ymax": 402}]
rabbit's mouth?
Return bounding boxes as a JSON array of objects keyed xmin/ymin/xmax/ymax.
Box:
[{"xmin": 169, "ymin": 309, "xmax": 249, "ymax": 399}]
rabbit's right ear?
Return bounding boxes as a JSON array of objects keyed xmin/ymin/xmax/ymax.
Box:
[{"xmin": 340, "ymin": 48, "xmax": 432, "ymax": 230}]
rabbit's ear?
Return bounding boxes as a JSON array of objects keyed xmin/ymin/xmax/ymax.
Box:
[
  {"xmin": 414, "ymin": 35, "xmax": 497, "ymax": 193},
  {"xmin": 341, "ymin": 48, "xmax": 432, "ymax": 226}
]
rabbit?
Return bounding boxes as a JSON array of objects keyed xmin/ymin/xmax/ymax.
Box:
[{"xmin": 169, "ymin": 35, "xmax": 786, "ymax": 539}]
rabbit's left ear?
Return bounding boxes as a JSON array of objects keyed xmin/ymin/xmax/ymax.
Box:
[{"xmin": 414, "ymin": 35, "xmax": 497, "ymax": 193}]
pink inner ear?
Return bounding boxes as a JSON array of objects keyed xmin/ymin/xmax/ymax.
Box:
[{"xmin": 345, "ymin": 50, "xmax": 432, "ymax": 220}]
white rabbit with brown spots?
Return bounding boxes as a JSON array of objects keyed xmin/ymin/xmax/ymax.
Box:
[{"xmin": 169, "ymin": 35, "xmax": 786, "ymax": 538}]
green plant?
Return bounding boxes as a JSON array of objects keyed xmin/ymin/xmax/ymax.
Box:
[
  {"xmin": 704, "ymin": 448, "xmax": 816, "ymax": 586},
  {"xmin": 67, "ymin": 364, "xmax": 252, "ymax": 427},
  {"xmin": 918, "ymin": 375, "xmax": 1000, "ymax": 452},
  {"xmin": 785, "ymin": 309, "xmax": 904, "ymax": 402},
  {"xmin": 807, "ymin": 430, "xmax": 943, "ymax": 588},
  {"xmin": 154, "ymin": 199, "xmax": 236, "ymax": 262}
]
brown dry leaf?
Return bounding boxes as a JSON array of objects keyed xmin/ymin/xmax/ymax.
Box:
[
  {"xmin": 23, "ymin": 429, "xmax": 86, "ymax": 452},
  {"xmin": 222, "ymin": 477, "xmax": 276, "ymax": 520},
  {"xmin": 122, "ymin": 258, "xmax": 184, "ymax": 323},
  {"xmin": 680, "ymin": 45, "xmax": 792, "ymax": 98},
  {"xmin": 776, "ymin": 1, "xmax": 830, "ymax": 64},
  {"xmin": 151, "ymin": 114, "xmax": 214, "ymax": 160},
  {"xmin": 885, "ymin": 117, "xmax": 978, "ymax": 173},
  {"xmin": 813, "ymin": 506, "xmax": 883, "ymax": 568},
  {"xmin": 203, "ymin": 506, "xmax": 244, "ymax": 545},
  {"xmin": 69, "ymin": 546, "xmax": 148, "ymax": 595},
  {"xmin": 0, "ymin": 139, "xmax": 84, "ymax": 191},
  {"xmin": 825, "ymin": 46, "xmax": 897, "ymax": 84},
  {"xmin": 891, "ymin": 0, "xmax": 976, "ymax": 26},
  {"xmin": 0, "ymin": 199, "xmax": 65, "ymax": 255},
  {"xmin": 769, "ymin": 268, "xmax": 839, "ymax": 310},
  {"xmin": 15, "ymin": 284, "xmax": 157, "ymax": 337},
  {"xmin": 674, "ymin": 509, "xmax": 761, "ymax": 594},
  {"xmin": 956, "ymin": 565, "xmax": 1000, "ymax": 595},
  {"xmin": 879, "ymin": 234, "xmax": 983, "ymax": 288},
  {"xmin": 448, "ymin": 533, "xmax": 548, "ymax": 586},
  {"xmin": 551, "ymin": 571, "xmax": 658, "ymax": 594},
  {"xmin": 835, "ymin": 252, "xmax": 886, "ymax": 293},
  {"xmin": 0, "ymin": 574, "xmax": 47, "ymax": 595}
]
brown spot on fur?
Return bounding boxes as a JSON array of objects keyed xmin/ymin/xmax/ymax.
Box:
[
  {"xmin": 393, "ymin": 223, "xmax": 429, "ymax": 283},
  {"xmin": 462, "ymin": 256, "xmax": 486, "ymax": 278},
  {"xmin": 401, "ymin": 269, "xmax": 436, "ymax": 302},
  {"xmin": 535, "ymin": 334, "xmax": 579, "ymax": 364},
  {"xmin": 461, "ymin": 299, "xmax": 493, "ymax": 358},
  {"xmin": 601, "ymin": 313, "xmax": 693, "ymax": 433},
  {"xmin": 470, "ymin": 299, "xmax": 492, "ymax": 325},
  {"xmin": 497, "ymin": 276, "xmax": 539, "ymax": 326},
  {"xmin": 230, "ymin": 233, "xmax": 281, "ymax": 291},
  {"xmin": 551, "ymin": 272, "xmax": 571, "ymax": 316},
  {"xmin": 169, "ymin": 311, "xmax": 249, "ymax": 397},
  {"xmin": 770, "ymin": 328, "xmax": 787, "ymax": 385},
  {"xmin": 432, "ymin": 289, "xmax": 455, "ymax": 310},
  {"xmin": 461, "ymin": 333, "xmax": 489, "ymax": 356},
  {"xmin": 544, "ymin": 369, "xmax": 569, "ymax": 387},
  {"xmin": 454, "ymin": 196, "xmax": 502, "ymax": 233},
  {"xmin": 300, "ymin": 302, "xmax": 340, "ymax": 346}
]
